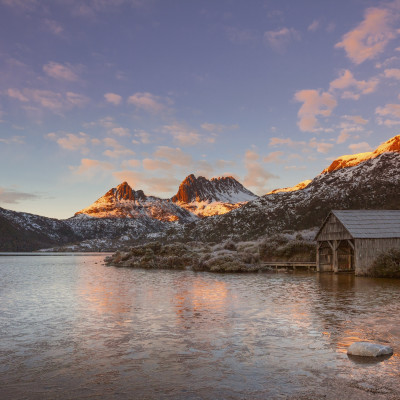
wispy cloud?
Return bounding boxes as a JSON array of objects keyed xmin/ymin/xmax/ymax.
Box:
[
  {"xmin": 384, "ymin": 68, "xmax": 400, "ymax": 80},
  {"xmin": 103, "ymin": 137, "xmax": 135, "ymax": 158},
  {"xmin": 307, "ymin": 20, "xmax": 320, "ymax": 32},
  {"xmin": 43, "ymin": 62, "xmax": 80, "ymax": 81},
  {"xmin": 104, "ymin": 92, "xmax": 122, "ymax": 105},
  {"xmin": 335, "ymin": 6, "xmax": 398, "ymax": 64},
  {"xmin": 264, "ymin": 27, "xmax": 300, "ymax": 53},
  {"xmin": 0, "ymin": 187, "xmax": 39, "ymax": 204},
  {"xmin": 348, "ymin": 142, "xmax": 372, "ymax": 152},
  {"xmin": 128, "ymin": 92, "xmax": 172, "ymax": 114},
  {"xmin": 7, "ymin": 88, "xmax": 89, "ymax": 114},
  {"xmin": 70, "ymin": 158, "xmax": 114, "ymax": 177},
  {"xmin": 225, "ymin": 26, "xmax": 257, "ymax": 44},
  {"xmin": 329, "ymin": 69, "xmax": 378, "ymax": 100},
  {"xmin": 162, "ymin": 122, "xmax": 203, "ymax": 146},
  {"xmin": 243, "ymin": 149, "xmax": 276, "ymax": 194},
  {"xmin": 46, "ymin": 132, "xmax": 90, "ymax": 153}
]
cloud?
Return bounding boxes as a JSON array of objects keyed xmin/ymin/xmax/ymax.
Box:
[
  {"xmin": 142, "ymin": 158, "xmax": 173, "ymax": 171},
  {"xmin": 269, "ymin": 137, "xmax": 306, "ymax": 147},
  {"xmin": 47, "ymin": 132, "xmax": 89, "ymax": 153},
  {"xmin": 342, "ymin": 115, "xmax": 368, "ymax": 125},
  {"xmin": 127, "ymin": 92, "xmax": 171, "ymax": 113},
  {"xmin": 70, "ymin": 158, "xmax": 114, "ymax": 176},
  {"xmin": 0, "ymin": 135, "xmax": 25, "ymax": 144},
  {"xmin": 162, "ymin": 122, "xmax": 203, "ymax": 146},
  {"xmin": 153, "ymin": 146, "xmax": 192, "ymax": 167},
  {"xmin": 103, "ymin": 137, "xmax": 135, "ymax": 158},
  {"xmin": 43, "ymin": 19, "xmax": 64, "ymax": 35},
  {"xmin": 1, "ymin": 0, "xmax": 39, "ymax": 12},
  {"xmin": 104, "ymin": 93, "xmax": 122, "ymax": 105},
  {"xmin": 329, "ymin": 69, "xmax": 379, "ymax": 99},
  {"xmin": 201, "ymin": 122, "xmax": 239, "ymax": 133},
  {"xmin": 263, "ymin": 151, "xmax": 284, "ymax": 163},
  {"xmin": 270, "ymin": 136, "xmax": 333, "ymax": 154},
  {"xmin": 110, "ymin": 127, "xmax": 130, "ymax": 136},
  {"xmin": 384, "ymin": 68, "xmax": 400, "ymax": 79},
  {"xmin": 309, "ymin": 138, "xmax": 334, "ymax": 153},
  {"xmin": 376, "ymin": 103, "xmax": 400, "ymax": 118},
  {"xmin": 335, "ymin": 6, "xmax": 398, "ymax": 64},
  {"xmin": 133, "ymin": 129, "xmax": 151, "ymax": 143},
  {"xmin": 294, "ymin": 89, "xmax": 337, "ymax": 132},
  {"xmin": 348, "ymin": 142, "xmax": 373, "ymax": 152},
  {"xmin": 7, "ymin": 88, "xmax": 89, "ymax": 114},
  {"xmin": 43, "ymin": 62, "xmax": 79, "ymax": 81},
  {"xmin": 113, "ymin": 170, "xmax": 181, "ymax": 195},
  {"xmin": 264, "ymin": 27, "xmax": 300, "ymax": 53},
  {"xmin": 308, "ymin": 20, "xmax": 320, "ymax": 32},
  {"xmin": 243, "ymin": 149, "xmax": 276, "ymax": 194},
  {"xmin": 121, "ymin": 159, "xmax": 141, "ymax": 168},
  {"xmin": 225, "ymin": 26, "xmax": 256, "ymax": 44},
  {"xmin": 0, "ymin": 187, "xmax": 39, "ymax": 204}
]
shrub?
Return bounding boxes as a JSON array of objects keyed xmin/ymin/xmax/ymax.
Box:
[{"xmin": 370, "ymin": 248, "xmax": 400, "ymax": 278}]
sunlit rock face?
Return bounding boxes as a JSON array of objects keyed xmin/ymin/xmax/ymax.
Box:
[
  {"xmin": 74, "ymin": 181, "xmax": 196, "ymax": 223},
  {"xmin": 171, "ymin": 174, "xmax": 258, "ymax": 218},
  {"xmin": 268, "ymin": 180, "xmax": 312, "ymax": 195},
  {"xmin": 322, "ymin": 134, "xmax": 400, "ymax": 174}
]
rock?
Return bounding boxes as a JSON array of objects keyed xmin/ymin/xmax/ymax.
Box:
[{"xmin": 347, "ymin": 342, "xmax": 393, "ymax": 357}]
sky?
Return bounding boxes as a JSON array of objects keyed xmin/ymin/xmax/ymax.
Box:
[{"xmin": 1, "ymin": 0, "xmax": 400, "ymax": 219}]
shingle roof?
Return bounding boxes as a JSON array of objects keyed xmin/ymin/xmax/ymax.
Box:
[{"xmin": 331, "ymin": 210, "xmax": 400, "ymax": 239}]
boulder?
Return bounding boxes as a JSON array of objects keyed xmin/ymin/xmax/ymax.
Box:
[{"xmin": 347, "ymin": 342, "xmax": 393, "ymax": 357}]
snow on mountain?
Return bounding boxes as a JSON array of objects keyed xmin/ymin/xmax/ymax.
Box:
[
  {"xmin": 267, "ymin": 179, "xmax": 312, "ymax": 194},
  {"xmin": 0, "ymin": 207, "xmax": 80, "ymax": 251},
  {"xmin": 171, "ymin": 174, "xmax": 258, "ymax": 217},
  {"xmin": 74, "ymin": 181, "xmax": 197, "ymax": 223},
  {"xmin": 171, "ymin": 150, "xmax": 400, "ymax": 242},
  {"xmin": 321, "ymin": 134, "xmax": 400, "ymax": 173}
]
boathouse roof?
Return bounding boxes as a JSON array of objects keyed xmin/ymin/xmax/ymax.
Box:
[{"xmin": 316, "ymin": 210, "xmax": 400, "ymax": 239}]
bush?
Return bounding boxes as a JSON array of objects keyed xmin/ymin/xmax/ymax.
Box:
[{"xmin": 370, "ymin": 248, "xmax": 400, "ymax": 278}]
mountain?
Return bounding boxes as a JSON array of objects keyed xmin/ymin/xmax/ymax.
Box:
[
  {"xmin": 170, "ymin": 140, "xmax": 400, "ymax": 242},
  {"xmin": 0, "ymin": 207, "xmax": 80, "ymax": 251},
  {"xmin": 171, "ymin": 174, "xmax": 258, "ymax": 217},
  {"xmin": 267, "ymin": 179, "xmax": 312, "ymax": 194},
  {"xmin": 74, "ymin": 181, "xmax": 196, "ymax": 223},
  {"xmin": 321, "ymin": 134, "xmax": 400, "ymax": 173}
]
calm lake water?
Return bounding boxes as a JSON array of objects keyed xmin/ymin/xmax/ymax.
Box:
[{"xmin": 1, "ymin": 254, "xmax": 400, "ymax": 399}]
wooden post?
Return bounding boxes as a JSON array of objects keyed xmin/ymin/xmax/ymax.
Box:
[
  {"xmin": 333, "ymin": 240, "xmax": 338, "ymax": 273},
  {"xmin": 316, "ymin": 242, "xmax": 321, "ymax": 272}
]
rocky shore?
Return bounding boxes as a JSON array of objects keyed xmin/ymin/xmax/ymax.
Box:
[{"xmin": 104, "ymin": 233, "xmax": 316, "ymax": 273}]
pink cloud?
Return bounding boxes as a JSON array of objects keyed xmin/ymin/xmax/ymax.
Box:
[
  {"xmin": 43, "ymin": 62, "xmax": 79, "ymax": 81},
  {"xmin": 335, "ymin": 7, "xmax": 398, "ymax": 64},
  {"xmin": 348, "ymin": 142, "xmax": 373, "ymax": 152},
  {"xmin": 329, "ymin": 69, "xmax": 378, "ymax": 99},
  {"xmin": 128, "ymin": 92, "xmax": 170, "ymax": 113},
  {"xmin": 104, "ymin": 92, "xmax": 122, "ymax": 105},
  {"xmin": 294, "ymin": 89, "xmax": 337, "ymax": 132},
  {"xmin": 71, "ymin": 158, "xmax": 114, "ymax": 176},
  {"xmin": 264, "ymin": 27, "xmax": 300, "ymax": 53}
]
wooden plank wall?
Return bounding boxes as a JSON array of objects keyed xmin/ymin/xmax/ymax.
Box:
[
  {"xmin": 355, "ymin": 238, "xmax": 400, "ymax": 275},
  {"xmin": 317, "ymin": 214, "xmax": 352, "ymax": 241}
]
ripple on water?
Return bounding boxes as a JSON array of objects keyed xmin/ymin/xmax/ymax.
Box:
[{"xmin": 1, "ymin": 255, "xmax": 400, "ymax": 399}]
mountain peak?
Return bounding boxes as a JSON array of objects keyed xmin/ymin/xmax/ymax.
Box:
[
  {"xmin": 322, "ymin": 134, "xmax": 400, "ymax": 174},
  {"xmin": 171, "ymin": 174, "xmax": 257, "ymax": 204}
]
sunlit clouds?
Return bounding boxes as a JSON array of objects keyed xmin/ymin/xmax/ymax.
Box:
[{"xmin": 335, "ymin": 6, "xmax": 398, "ymax": 64}]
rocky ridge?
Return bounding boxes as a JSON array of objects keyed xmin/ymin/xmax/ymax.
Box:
[{"xmin": 171, "ymin": 174, "xmax": 258, "ymax": 217}]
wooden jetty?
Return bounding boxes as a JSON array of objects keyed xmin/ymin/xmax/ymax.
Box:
[{"xmin": 260, "ymin": 261, "xmax": 317, "ymax": 271}]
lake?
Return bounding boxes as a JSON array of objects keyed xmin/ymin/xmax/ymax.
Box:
[{"xmin": 1, "ymin": 254, "xmax": 400, "ymax": 399}]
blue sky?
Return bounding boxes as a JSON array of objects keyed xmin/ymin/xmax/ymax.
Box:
[{"xmin": 1, "ymin": 0, "xmax": 400, "ymax": 218}]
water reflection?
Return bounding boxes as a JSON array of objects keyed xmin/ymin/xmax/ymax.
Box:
[{"xmin": 1, "ymin": 256, "xmax": 400, "ymax": 399}]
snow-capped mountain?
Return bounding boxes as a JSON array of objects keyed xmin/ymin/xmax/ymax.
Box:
[
  {"xmin": 74, "ymin": 181, "xmax": 196, "ymax": 223},
  {"xmin": 171, "ymin": 174, "xmax": 258, "ymax": 217},
  {"xmin": 267, "ymin": 179, "xmax": 312, "ymax": 194},
  {"xmin": 0, "ymin": 207, "xmax": 80, "ymax": 251},
  {"xmin": 171, "ymin": 142, "xmax": 400, "ymax": 242},
  {"xmin": 321, "ymin": 134, "xmax": 400, "ymax": 173}
]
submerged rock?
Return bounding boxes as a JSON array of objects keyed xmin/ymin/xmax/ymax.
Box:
[{"xmin": 347, "ymin": 342, "xmax": 393, "ymax": 357}]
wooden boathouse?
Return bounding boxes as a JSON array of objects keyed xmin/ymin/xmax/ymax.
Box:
[{"xmin": 315, "ymin": 210, "xmax": 400, "ymax": 275}]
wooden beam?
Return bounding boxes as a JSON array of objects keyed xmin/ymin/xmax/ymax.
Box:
[{"xmin": 347, "ymin": 239, "xmax": 355, "ymax": 251}]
